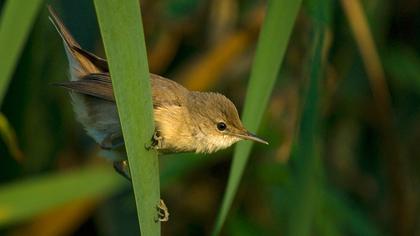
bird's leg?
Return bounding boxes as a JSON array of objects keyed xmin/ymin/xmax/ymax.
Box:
[
  {"xmin": 114, "ymin": 160, "xmax": 170, "ymax": 222},
  {"xmin": 145, "ymin": 130, "xmax": 163, "ymax": 151},
  {"xmin": 100, "ymin": 132, "xmax": 124, "ymax": 150},
  {"xmin": 113, "ymin": 160, "xmax": 131, "ymax": 180},
  {"xmin": 156, "ymin": 199, "xmax": 169, "ymax": 222}
]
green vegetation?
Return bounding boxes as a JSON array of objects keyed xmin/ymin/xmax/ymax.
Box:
[
  {"xmin": 0, "ymin": 0, "xmax": 43, "ymax": 105},
  {"xmin": 0, "ymin": 166, "xmax": 125, "ymax": 227},
  {"xmin": 93, "ymin": 0, "xmax": 160, "ymax": 235},
  {"xmin": 212, "ymin": 0, "xmax": 303, "ymax": 234},
  {"xmin": 0, "ymin": 0, "xmax": 419, "ymax": 235}
]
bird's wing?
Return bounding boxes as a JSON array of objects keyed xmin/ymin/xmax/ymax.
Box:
[
  {"xmin": 49, "ymin": 6, "xmax": 189, "ymax": 107},
  {"xmin": 150, "ymin": 74, "xmax": 189, "ymax": 108},
  {"xmin": 55, "ymin": 73, "xmax": 189, "ymax": 107},
  {"xmin": 54, "ymin": 73, "xmax": 115, "ymax": 102}
]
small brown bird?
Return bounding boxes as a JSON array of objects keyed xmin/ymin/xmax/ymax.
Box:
[
  {"xmin": 49, "ymin": 7, "xmax": 267, "ymax": 155},
  {"xmin": 49, "ymin": 6, "xmax": 267, "ymax": 222}
]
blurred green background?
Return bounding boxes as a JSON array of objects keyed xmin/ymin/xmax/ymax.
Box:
[{"xmin": 0, "ymin": 0, "xmax": 419, "ymax": 235}]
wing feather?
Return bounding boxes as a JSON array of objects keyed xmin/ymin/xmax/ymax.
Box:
[{"xmin": 54, "ymin": 73, "xmax": 114, "ymax": 102}]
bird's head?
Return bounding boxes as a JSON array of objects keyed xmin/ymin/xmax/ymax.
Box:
[{"xmin": 187, "ymin": 92, "xmax": 268, "ymax": 153}]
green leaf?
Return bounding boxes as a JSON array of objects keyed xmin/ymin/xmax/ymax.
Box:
[
  {"xmin": 211, "ymin": 0, "xmax": 303, "ymax": 235},
  {"xmin": 0, "ymin": 166, "xmax": 125, "ymax": 227},
  {"xmin": 287, "ymin": 24, "xmax": 324, "ymax": 236},
  {"xmin": 0, "ymin": 0, "xmax": 44, "ymax": 106},
  {"xmin": 93, "ymin": 1, "xmax": 161, "ymax": 235}
]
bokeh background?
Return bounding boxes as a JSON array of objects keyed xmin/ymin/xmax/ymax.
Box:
[{"xmin": 0, "ymin": 0, "xmax": 419, "ymax": 235}]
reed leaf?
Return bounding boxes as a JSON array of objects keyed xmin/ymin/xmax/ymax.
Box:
[
  {"xmin": 212, "ymin": 0, "xmax": 303, "ymax": 235},
  {"xmin": 0, "ymin": 166, "xmax": 125, "ymax": 227},
  {"xmin": 287, "ymin": 27, "xmax": 324, "ymax": 236},
  {"xmin": 0, "ymin": 0, "xmax": 43, "ymax": 106},
  {"xmin": 93, "ymin": 1, "xmax": 161, "ymax": 235}
]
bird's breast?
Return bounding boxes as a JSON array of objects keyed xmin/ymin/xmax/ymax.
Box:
[{"xmin": 153, "ymin": 105, "xmax": 195, "ymax": 153}]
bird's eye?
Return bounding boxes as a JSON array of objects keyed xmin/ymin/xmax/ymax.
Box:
[{"xmin": 217, "ymin": 122, "xmax": 227, "ymax": 131}]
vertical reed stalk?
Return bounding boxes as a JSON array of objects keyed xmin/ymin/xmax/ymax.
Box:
[{"xmin": 94, "ymin": 1, "xmax": 161, "ymax": 235}]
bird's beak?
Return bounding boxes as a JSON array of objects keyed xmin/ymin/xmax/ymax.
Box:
[{"xmin": 231, "ymin": 131, "xmax": 269, "ymax": 145}]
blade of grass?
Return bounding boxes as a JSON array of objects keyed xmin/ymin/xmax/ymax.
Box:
[
  {"xmin": 0, "ymin": 0, "xmax": 43, "ymax": 106},
  {"xmin": 93, "ymin": 1, "xmax": 160, "ymax": 235},
  {"xmin": 286, "ymin": 1, "xmax": 333, "ymax": 235},
  {"xmin": 0, "ymin": 166, "xmax": 125, "ymax": 227},
  {"xmin": 211, "ymin": 0, "xmax": 303, "ymax": 235},
  {"xmin": 288, "ymin": 27, "xmax": 324, "ymax": 236}
]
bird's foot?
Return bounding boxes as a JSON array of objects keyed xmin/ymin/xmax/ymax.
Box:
[
  {"xmin": 145, "ymin": 131, "xmax": 163, "ymax": 151},
  {"xmin": 113, "ymin": 162, "xmax": 169, "ymax": 222},
  {"xmin": 156, "ymin": 199, "xmax": 169, "ymax": 222}
]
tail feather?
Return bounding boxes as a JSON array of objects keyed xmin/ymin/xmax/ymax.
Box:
[
  {"xmin": 47, "ymin": 5, "xmax": 80, "ymax": 50},
  {"xmin": 48, "ymin": 5, "xmax": 103, "ymax": 79},
  {"xmin": 49, "ymin": 5, "xmax": 119, "ymax": 147}
]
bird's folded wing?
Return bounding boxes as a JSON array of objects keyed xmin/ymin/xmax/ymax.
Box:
[
  {"xmin": 55, "ymin": 72, "xmax": 189, "ymax": 108},
  {"xmin": 53, "ymin": 73, "xmax": 115, "ymax": 102}
]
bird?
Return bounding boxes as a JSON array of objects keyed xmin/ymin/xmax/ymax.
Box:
[
  {"xmin": 48, "ymin": 6, "xmax": 267, "ymax": 155},
  {"xmin": 48, "ymin": 5, "xmax": 267, "ymax": 222}
]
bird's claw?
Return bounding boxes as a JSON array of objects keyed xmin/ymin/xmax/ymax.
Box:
[
  {"xmin": 145, "ymin": 131, "xmax": 163, "ymax": 151},
  {"xmin": 155, "ymin": 199, "xmax": 169, "ymax": 222}
]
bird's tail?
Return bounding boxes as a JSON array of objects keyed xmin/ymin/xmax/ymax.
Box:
[
  {"xmin": 48, "ymin": 6, "xmax": 119, "ymax": 147},
  {"xmin": 48, "ymin": 5, "xmax": 104, "ymax": 80}
]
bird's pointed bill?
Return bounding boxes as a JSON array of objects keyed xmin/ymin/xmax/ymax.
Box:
[{"xmin": 232, "ymin": 131, "xmax": 268, "ymax": 145}]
